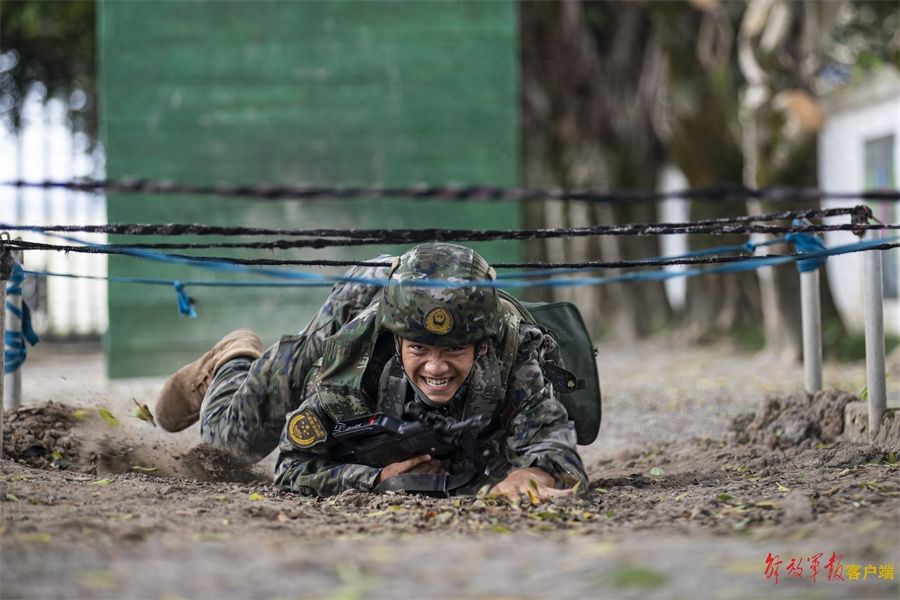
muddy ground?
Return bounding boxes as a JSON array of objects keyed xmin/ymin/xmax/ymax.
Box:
[{"xmin": 1, "ymin": 339, "xmax": 899, "ymax": 599}]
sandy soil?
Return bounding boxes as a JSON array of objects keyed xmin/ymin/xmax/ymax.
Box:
[{"xmin": 1, "ymin": 339, "xmax": 898, "ymax": 599}]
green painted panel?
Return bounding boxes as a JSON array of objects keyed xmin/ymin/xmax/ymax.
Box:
[{"xmin": 99, "ymin": 0, "xmax": 520, "ymax": 378}]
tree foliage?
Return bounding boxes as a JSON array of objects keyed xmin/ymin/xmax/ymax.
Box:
[
  {"xmin": 0, "ymin": 0, "xmax": 96, "ymax": 139},
  {"xmin": 521, "ymin": 0, "xmax": 898, "ymax": 351}
]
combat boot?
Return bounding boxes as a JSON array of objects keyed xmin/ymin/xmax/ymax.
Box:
[{"xmin": 155, "ymin": 329, "xmax": 263, "ymax": 432}]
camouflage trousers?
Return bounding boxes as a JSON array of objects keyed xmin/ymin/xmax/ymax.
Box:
[{"xmin": 198, "ymin": 259, "xmax": 393, "ymax": 463}]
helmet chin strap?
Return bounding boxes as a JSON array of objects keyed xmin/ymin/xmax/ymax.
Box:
[{"xmin": 394, "ymin": 336, "xmax": 485, "ymax": 409}]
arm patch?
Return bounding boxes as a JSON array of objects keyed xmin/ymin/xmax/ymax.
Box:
[{"xmin": 287, "ymin": 409, "xmax": 328, "ymax": 449}]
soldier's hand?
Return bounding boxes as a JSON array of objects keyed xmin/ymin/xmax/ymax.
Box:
[
  {"xmin": 407, "ymin": 458, "xmax": 446, "ymax": 475},
  {"xmin": 377, "ymin": 454, "xmax": 434, "ymax": 483},
  {"xmin": 489, "ymin": 467, "xmax": 575, "ymax": 503}
]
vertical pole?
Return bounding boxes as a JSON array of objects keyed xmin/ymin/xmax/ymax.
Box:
[
  {"xmin": 0, "ymin": 239, "xmax": 12, "ymax": 459},
  {"xmin": 863, "ymin": 244, "xmax": 887, "ymax": 437},
  {"xmin": 800, "ymin": 269, "xmax": 822, "ymax": 393},
  {"xmin": 4, "ymin": 248, "xmax": 22, "ymax": 409}
]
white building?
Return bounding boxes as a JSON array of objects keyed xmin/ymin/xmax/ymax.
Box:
[{"xmin": 819, "ymin": 67, "xmax": 900, "ymax": 335}]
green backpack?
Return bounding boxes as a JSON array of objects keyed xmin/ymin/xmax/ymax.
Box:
[{"xmin": 499, "ymin": 291, "xmax": 602, "ymax": 445}]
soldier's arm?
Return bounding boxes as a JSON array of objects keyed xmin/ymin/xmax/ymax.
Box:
[
  {"xmin": 501, "ymin": 325, "xmax": 589, "ymax": 490},
  {"xmin": 273, "ymin": 399, "xmax": 383, "ymax": 497}
]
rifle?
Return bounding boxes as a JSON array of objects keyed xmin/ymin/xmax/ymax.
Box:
[{"xmin": 331, "ymin": 402, "xmax": 488, "ymax": 494}]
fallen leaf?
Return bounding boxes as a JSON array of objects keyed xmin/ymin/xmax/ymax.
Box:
[
  {"xmin": 533, "ymin": 511, "xmax": 562, "ymax": 521},
  {"xmin": 4, "ymin": 493, "xmax": 20, "ymax": 502},
  {"xmin": 78, "ymin": 570, "xmax": 115, "ymax": 590},
  {"xmin": 97, "ymin": 407, "xmax": 119, "ymax": 426},
  {"xmin": 130, "ymin": 466, "xmax": 159, "ymax": 473},
  {"xmin": 17, "ymin": 532, "xmax": 52, "ymax": 543},
  {"xmin": 132, "ymin": 399, "xmax": 157, "ymax": 427},
  {"xmin": 673, "ymin": 493, "xmax": 688, "ymax": 501},
  {"xmin": 215, "ymin": 495, "xmax": 230, "ymax": 503},
  {"xmin": 586, "ymin": 541, "xmax": 617, "ymax": 556},
  {"xmin": 248, "ymin": 492, "xmax": 265, "ymax": 501},
  {"xmin": 491, "ymin": 525, "xmax": 511, "ymax": 533},
  {"xmin": 89, "ymin": 479, "xmax": 112, "ymax": 486},
  {"xmin": 716, "ymin": 493, "xmax": 734, "ymax": 502},
  {"xmin": 610, "ymin": 567, "xmax": 667, "ymax": 589},
  {"xmin": 776, "ymin": 483, "xmax": 791, "ymax": 493},
  {"xmin": 525, "ymin": 487, "xmax": 540, "ymax": 506},
  {"xmin": 191, "ymin": 532, "xmax": 231, "ymax": 542},
  {"xmin": 649, "ymin": 467, "xmax": 664, "ymax": 477},
  {"xmin": 436, "ymin": 512, "xmax": 454, "ymax": 524},
  {"xmin": 71, "ymin": 408, "xmax": 89, "ymax": 420}
]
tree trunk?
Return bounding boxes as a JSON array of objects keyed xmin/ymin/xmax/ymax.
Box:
[
  {"xmin": 520, "ymin": 0, "xmax": 672, "ymax": 341},
  {"xmin": 739, "ymin": 0, "xmax": 847, "ymax": 361}
]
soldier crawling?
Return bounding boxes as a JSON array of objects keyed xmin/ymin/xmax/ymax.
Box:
[{"xmin": 154, "ymin": 243, "xmax": 588, "ymax": 500}]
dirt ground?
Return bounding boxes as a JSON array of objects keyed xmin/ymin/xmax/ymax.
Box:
[{"xmin": 1, "ymin": 339, "xmax": 899, "ymax": 599}]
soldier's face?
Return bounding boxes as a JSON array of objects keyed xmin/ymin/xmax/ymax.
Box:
[{"xmin": 399, "ymin": 339, "xmax": 477, "ymax": 404}]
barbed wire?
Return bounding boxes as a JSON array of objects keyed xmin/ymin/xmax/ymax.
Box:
[
  {"xmin": 6, "ymin": 223, "xmax": 897, "ymax": 250},
  {"xmin": 4, "ymin": 178, "xmax": 899, "ymax": 203},
  {"xmin": 2, "ymin": 208, "xmax": 893, "ymax": 251},
  {"xmin": 0, "ymin": 206, "xmax": 872, "ymax": 238}
]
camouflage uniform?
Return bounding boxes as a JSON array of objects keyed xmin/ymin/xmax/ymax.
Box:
[{"xmin": 200, "ymin": 249, "xmax": 588, "ymax": 496}]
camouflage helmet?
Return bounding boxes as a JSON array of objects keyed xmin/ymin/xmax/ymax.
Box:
[{"xmin": 380, "ymin": 243, "xmax": 500, "ymax": 346}]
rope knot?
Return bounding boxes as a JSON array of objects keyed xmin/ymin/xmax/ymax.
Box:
[{"xmin": 173, "ymin": 281, "xmax": 198, "ymax": 318}]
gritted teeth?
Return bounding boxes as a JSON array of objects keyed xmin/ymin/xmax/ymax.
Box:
[{"xmin": 424, "ymin": 377, "xmax": 451, "ymax": 387}]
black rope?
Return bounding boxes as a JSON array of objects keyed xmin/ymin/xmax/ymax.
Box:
[
  {"xmin": 7, "ymin": 239, "xmax": 899, "ymax": 270},
  {"xmin": 0, "ymin": 206, "xmax": 871, "ymax": 237},
  {"xmin": 4, "ymin": 178, "xmax": 899, "ymax": 203},
  {"xmin": 15, "ymin": 221, "xmax": 897, "ymax": 250}
]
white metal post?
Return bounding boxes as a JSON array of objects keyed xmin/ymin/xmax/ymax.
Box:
[
  {"xmin": 800, "ymin": 269, "xmax": 822, "ymax": 393},
  {"xmin": 3, "ymin": 249, "xmax": 22, "ymax": 410},
  {"xmin": 863, "ymin": 243, "xmax": 887, "ymax": 437},
  {"xmin": 0, "ymin": 241, "xmax": 12, "ymax": 459}
]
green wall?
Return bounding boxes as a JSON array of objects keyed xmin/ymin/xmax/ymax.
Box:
[{"xmin": 99, "ymin": 0, "xmax": 520, "ymax": 377}]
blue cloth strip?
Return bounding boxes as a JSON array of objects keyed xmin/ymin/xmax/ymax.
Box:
[
  {"xmin": 786, "ymin": 231, "xmax": 827, "ymax": 273},
  {"xmin": 173, "ymin": 281, "xmax": 198, "ymax": 318},
  {"xmin": 4, "ymin": 262, "xmax": 40, "ymax": 374},
  {"xmin": 20, "ymin": 233, "xmax": 898, "ymax": 296},
  {"xmin": 497, "ymin": 237, "xmax": 789, "ymax": 279},
  {"xmin": 22, "ymin": 232, "xmax": 900, "ymax": 290}
]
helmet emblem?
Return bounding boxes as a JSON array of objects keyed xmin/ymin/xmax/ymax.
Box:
[{"xmin": 424, "ymin": 307, "xmax": 453, "ymax": 335}]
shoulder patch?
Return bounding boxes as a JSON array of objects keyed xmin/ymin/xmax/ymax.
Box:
[{"xmin": 287, "ymin": 409, "xmax": 328, "ymax": 449}]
